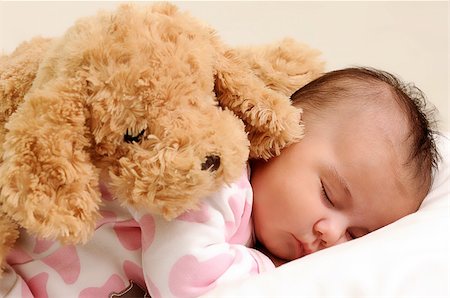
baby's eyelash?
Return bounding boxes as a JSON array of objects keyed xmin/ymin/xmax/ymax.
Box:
[{"xmin": 320, "ymin": 181, "xmax": 334, "ymax": 207}]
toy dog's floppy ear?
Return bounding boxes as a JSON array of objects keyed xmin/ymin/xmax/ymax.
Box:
[
  {"xmin": 234, "ymin": 38, "xmax": 325, "ymax": 98},
  {"xmin": 0, "ymin": 78, "xmax": 101, "ymax": 244},
  {"xmin": 0, "ymin": 37, "xmax": 53, "ymax": 157},
  {"xmin": 214, "ymin": 49, "xmax": 304, "ymax": 160}
]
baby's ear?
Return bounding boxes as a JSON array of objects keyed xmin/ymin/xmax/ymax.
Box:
[
  {"xmin": 214, "ymin": 49, "xmax": 304, "ymax": 159},
  {"xmin": 0, "ymin": 79, "xmax": 101, "ymax": 244}
]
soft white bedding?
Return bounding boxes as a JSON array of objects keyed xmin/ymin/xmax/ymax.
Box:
[{"xmin": 204, "ymin": 132, "xmax": 449, "ymax": 298}]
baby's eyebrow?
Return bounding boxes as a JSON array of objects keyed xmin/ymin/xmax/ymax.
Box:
[{"xmin": 328, "ymin": 165, "xmax": 353, "ymax": 207}]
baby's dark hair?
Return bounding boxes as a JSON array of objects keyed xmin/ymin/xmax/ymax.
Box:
[{"xmin": 291, "ymin": 67, "xmax": 440, "ymax": 195}]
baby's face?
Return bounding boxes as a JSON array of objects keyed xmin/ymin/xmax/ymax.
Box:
[{"xmin": 251, "ymin": 102, "xmax": 422, "ymax": 261}]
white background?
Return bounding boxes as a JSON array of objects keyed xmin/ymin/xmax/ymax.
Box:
[{"xmin": 1, "ymin": 1, "xmax": 448, "ymax": 130}]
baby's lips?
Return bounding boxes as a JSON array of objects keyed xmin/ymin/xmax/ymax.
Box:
[
  {"xmin": 302, "ymin": 244, "xmax": 315, "ymax": 255},
  {"xmin": 292, "ymin": 235, "xmax": 306, "ymax": 259},
  {"xmin": 293, "ymin": 235, "xmax": 316, "ymax": 258}
]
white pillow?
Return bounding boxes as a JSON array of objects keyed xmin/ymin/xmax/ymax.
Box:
[{"xmin": 204, "ymin": 132, "xmax": 449, "ymax": 298}]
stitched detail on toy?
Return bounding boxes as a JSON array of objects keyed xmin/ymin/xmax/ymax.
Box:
[{"xmin": 109, "ymin": 280, "xmax": 150, "ymax": 298}]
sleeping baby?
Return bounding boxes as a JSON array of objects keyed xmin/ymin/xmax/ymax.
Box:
[{"xmin": 3, "ymin": 67, "xmax": 439, "ymax": 297}]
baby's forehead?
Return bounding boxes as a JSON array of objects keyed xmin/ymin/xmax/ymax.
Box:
[{"xmin": 337, "ymin": 77, "xmax": 401, "ymax": 108}]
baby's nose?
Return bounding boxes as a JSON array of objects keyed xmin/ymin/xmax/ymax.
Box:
[
  {"xmin": 201, "ymin": 155, "xmax": 221, "ymax": 171},
  {"xmin": 314, "ymin": 218, "xmax": 348, "ymax": 247}
]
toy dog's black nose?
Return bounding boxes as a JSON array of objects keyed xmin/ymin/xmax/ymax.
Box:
[{"xmin": 201, "ymin": 155, "xmax": 221, "ymax": 171}]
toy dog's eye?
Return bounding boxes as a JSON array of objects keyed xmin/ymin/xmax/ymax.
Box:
[
  {"xmin": 201, "ymin": 155, "xmax": 221, "ymax": 172},
  {"xmin": 124, "ymin": 129, "xmax": 145, "ymax": 144}
]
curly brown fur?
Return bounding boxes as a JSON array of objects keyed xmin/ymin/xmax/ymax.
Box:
[
  {"xmin": 0, "ymin": 2, "xmax": 323, "ymax": 270},
  {"xmin": 235, "ymin": 38, "xmax": 325, "ymax": 98},
  {"xmin": 230, "ymin": 38, "xmax": 325, "ymax": 158},
  {"xmin": 0, "ymin": 37, "xmax": 53, "ymax": 156},
  {"xmin": 0, "ymin": 216, "xmax": 18, "ymax": 276}
]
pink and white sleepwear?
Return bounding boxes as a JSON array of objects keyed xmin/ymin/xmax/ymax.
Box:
[{"xmin": 2, "ymin": 169, "xmax": 275, "ymax": 297}]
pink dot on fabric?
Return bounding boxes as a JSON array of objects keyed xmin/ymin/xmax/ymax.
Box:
[
  {"xmin": 96, "ymin": 210, "xmax": 117, "ymax": 229},
  {"xmin": 21, "ymin": 279, "xmax": 34, "ymax": 298},
  {"xmin": 168, "ymin": 253, "xmax": 234, "ymax": 297},
  {"xmin": 236, "ymin": 169, "xmax": 251, "ymax": 189},
  {"xmin": 123, "ymin": 260, "xmax": 145, "ymax": 290},
  {"xmin": 41, "ymin": 245, "xmax": 80, "ymax": 284},
  {"xmin": 226, "ymin": 193, "xmax": 242, "ymax": 231},
  {"xmin": 176, "ymin": 202, "xmax": 211, "ymax": 223},
  {"xmin": 99, "ymin": 182, "xmax": 115, "ymax": 201},
  {"xmin": 6, "ymin": 247, "xmax": 33, "ymax": 265},
  {"xmin": 224, "ymin": 220, "xmax": 235, "ymax": 242},
  {"xmin": 27, "ymin": 272, "xmax": 49, "ymax": 298},
  {"xmin": 113, "ymin": 220, "xmax": 141, "ymax": 251},
  {"xmin": 79, "ymin": 274, "xmax": 125, "ymax": 298},
  {"xmin": 33, "ymin": 238, "xmax": 55, "ymax": 254},
  {"xmin": 227, "ymin": 199, "xmax": 253, "ymax": 244},
  {"xmin": 139, "ymin": 214, "xmax": 155, "ymax": 251}
]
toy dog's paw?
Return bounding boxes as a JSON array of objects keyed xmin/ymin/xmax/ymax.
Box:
[
  {"xmin": 46, "ymin": 196, "xmax": 100, "ymax": 245},
  {"xmin": 0, "ymin": 170, "xmax": 101, "ymax": 245},
  {"xmin": 0, "ymin": 216, "xmax": 19, "ymax": 275},
  {"xmin": 248, "ymin": 101, "xmax": 304, "ymax": 159},
  {"xmin": 35, "ymin": 188, "xmax": 100, "ymax": 244}
]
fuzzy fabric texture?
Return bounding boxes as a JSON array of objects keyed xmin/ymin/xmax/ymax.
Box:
[{"xmin": 0, "ymin": 2, "xmax": 324, "ymax": 273}]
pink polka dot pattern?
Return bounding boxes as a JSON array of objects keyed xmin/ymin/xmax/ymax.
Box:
[
  {"xmin": 176, "ymin": 202, "xmax": 211, "ymax": 223},
  {"xmin": 225, "ymin": 172, "xmax": 253, "ymax": 244},
  {"xmin": 139, "ymin": 214, "xmax": 155, "ymax": 251},
  {"xmin": 6, "ymin": 247, "xmax": 33, "ymax": 265},
  {"xmin": 96, "ymin": 210, "xmax": 118, "ymax": 229},
  {"xmin": 123, "ymin": 260, "xmax": 145, "ymax": 289},
  {"xmin": 79, "ymin": 274, "xmax": 125, "ymax": 298},
  {"xmin": 168, "ymin": 253, "xmax": 234, "ymax": 297},
  {"xmin": 33, "ymin": 238, "xmax": 54, "ymax": 254},
  {"xmin": 113, "ymin": 220, "xmax": 141, "ymax": 251},
  {"xmin": 27, "ymin": 272, "xmax": 49, "ymax": 298},
  {"xmin": 22, "ymin": 279, "xmax": 35, "ymax": 298},
  {"xmin": 4, "ymin": 170, "xmax": 275, "ymax": 297},
  {"xmin": 41, "ymin": 246, "xmax": 80, "ymax": 284},
  {"xmin": 227, "ymin": 199, "xmax": 252, "ymax": 244},
  {"xmin": 99, "ymin": 182, "xmax": 115, "ymax": 201},
  {"xmin": 236, "ymin": 168, "xmax": 251, "ymax": 189}
]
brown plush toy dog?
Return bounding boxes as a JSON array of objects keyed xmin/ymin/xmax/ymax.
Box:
[{"xmin": 0, "ymin": 3, "xmax": 324, "ymax": 271}]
